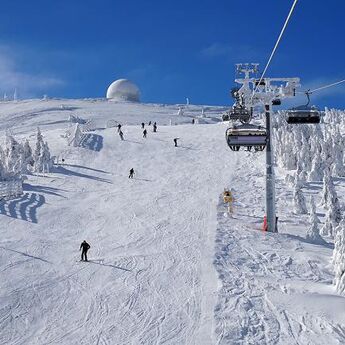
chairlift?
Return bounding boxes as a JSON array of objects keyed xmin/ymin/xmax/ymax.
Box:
[
  {"xmin": 226, "ymin": 123, "xmax": 267, "ymax": 152},
  {"xmin": 228, "ymin": 106, "xmax": 252, "ymax": 123},
  {"xmin": 286, "ymin": 91, "xmax": 320, "ymax": 124}
]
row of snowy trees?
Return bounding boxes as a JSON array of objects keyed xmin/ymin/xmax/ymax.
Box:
[
  {"xmin": 0, "ymin": 128, "xmax": 53, "ymax": 181},
  {"xmin": 274, "ymin": 109, "xmax": 345, "ymax": 295}
]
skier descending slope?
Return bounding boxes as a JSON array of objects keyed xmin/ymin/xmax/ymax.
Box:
[
  {"xmin": 117, "ymin": 123, "xmax": 122, "ymax": 132},
  {"xmin": 119, "ymin": 130, "xmax": 124, "ymax": 140},
  {"xmin": 80, "ymin": 240, "xmax": 90, "ymax": 261},
  {"xmin": 143, "ymin": 129, "xmax": 147, "ymax": 138},
  {"xmin": 129, "ymin": 168, "xmax": 135, "ymax": 179},
  {"xmin": 141, "ymin": 122, "xmax": 145, "ymax": 129}
]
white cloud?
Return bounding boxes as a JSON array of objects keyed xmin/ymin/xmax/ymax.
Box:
[
  {"xmin": 200, "ymin": 43, "xmax": 233, "ymax": 58},
  {"xmin": 200, "ymin": 43, "xmax": 260, "ymax": 61},
  {"xmin": 0, "ymin": 45, "xmax": 64, "ymax": 98}
]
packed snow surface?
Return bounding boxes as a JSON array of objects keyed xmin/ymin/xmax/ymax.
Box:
[{"xmin": 0, "ymin": 99, "xmax": 344, "ymax": 344}]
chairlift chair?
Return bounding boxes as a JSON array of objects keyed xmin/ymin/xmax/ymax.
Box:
[
  {"xmin": 226, "ymin": 123, "xmax": 267, "ymax": 152},
  {"xmin": 228, "ymin": 106, "xmax": 252, "ymax": 123},
  {"xmin": 286, "ymin": 91, "xmax": 320, "ymax": 124}
]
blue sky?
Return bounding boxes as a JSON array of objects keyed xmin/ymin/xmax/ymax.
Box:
[{"xmin": 0, "ymin": 0, "xmax": 344, "ymax": 108}]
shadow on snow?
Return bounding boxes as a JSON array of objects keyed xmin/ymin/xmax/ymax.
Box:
[
  {"xmin": 81, "ymin": 134, "xmax": 103, "ymax": 152},
  {"xmin": 53, "ymin": 166, "xmax": 112, "ymax": 184},
  {"xmin": 0, "ymin": 246, "xmax": 52, "ymax": 263},
  {"xmin": 0, "ymin": 192, "xmax": 45, "ymax": 223}
]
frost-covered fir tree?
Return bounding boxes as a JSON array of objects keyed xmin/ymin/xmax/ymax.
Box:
[
  {"xmin": 42, "ymin": 142, "xmax": 53, "ymax": 172},
  {"xmin": 299, "ymin": 136, "xmax": 312, "ymax": 172},
  {"xmin": 308, "ymin": 150, "xmax": 324, "ymax": 182},
  {"xmin": 34, "ymin": 128, "xmax": 43, "ymax": 160},
  {"xmin": 33, "ymin": 128, "xmax": 52, "ymax": 173},
  {"xmin": 21, "ymin": 139, "xmax": 34, "ymax": 173},
  {"xmin": 320, "ymin": 170, "xmax": 333, "ymax": 207},
  {"xmin": 331, "ymin": 139, "xmax": 345, "ymax": 177},
  {"xmin": 321, "ymin": 207, "xmax": 335, "ymax": 237},
  {"xmin": 309, "ymin": 195, "xmax": 321, "ymax": 224},
  {"xmin": 306, "ymin": 207, "xmax": 326, "ymax": 244},
  {"xmin": 0, "ymin": 148, "xmax": 8, "ymax": 180},
  {"xmin": 293, "ymin": 183, "xmax": 308, "ymax": 214},
  {"xmin": 333, "ymin": 218, "xmax": 345, "ymax": 294},
  {"xmin": 5, "ymin": 134, "xmax": 23, "ymax": 176}
]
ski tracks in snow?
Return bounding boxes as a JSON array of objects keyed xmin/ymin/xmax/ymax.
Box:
[{"xmin": 213, "ymin": 153, "xmax": 345, "ymax": 345}]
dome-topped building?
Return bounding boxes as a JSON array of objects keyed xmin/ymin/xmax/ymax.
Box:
[{"xmin": 106, "ymin": 79, "xmax": 140, "ymax": 102}]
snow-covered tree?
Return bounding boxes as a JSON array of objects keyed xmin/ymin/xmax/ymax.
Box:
[
  {"xmin": 333, "ymin": 218, "xmax": 345, "ymax": 294},
  {"xmin": 0, "ymin": 148, "xmax": 8, "ymax": 180},
  {"xmin": 321, "ymin": 207, "xmax": 335, "ymax": 237},
  {"xmin": 34, "ymin": 127, "xmax": 43, "ymax": 161},
  {"xmin": 5, "ymin": 134, "xmax": 23, "ymax": 176},
  {"xmin": 293, "ymin": 183, "xmax": 308, "ymax": 214},
  {"xmin": 21, "ymin": 139, "xmax": 34, "ymax": 173},
  {"xmin": 33, "ymin": 128, "xmax": 53, "ymax": 173},
  {"xmin": 42, "ymin": 141, "xmax": 53, "ymax": 172},
  {"xmin": 320, "ymin": 171, "xmax": 333, "ymax": 207},
  {"xmin": 309, "ymin": 195, "xmax": 321, "ymax": 224},
  {"xmin": 306, "ymin": 207, "xmax": 326, "ymax": 244},
  {"xmin": 308, "ymin": 150, "xmax": 324, "ymax": 182}
]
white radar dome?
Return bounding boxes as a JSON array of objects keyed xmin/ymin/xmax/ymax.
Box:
[{"xmin": 106, "ymin": 79, "xmax": 140, "ymax": 102}]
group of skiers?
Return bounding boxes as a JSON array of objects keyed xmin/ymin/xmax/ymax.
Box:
[
  {"xmin": 116, "ymin": 121, "xmax": 181, "ymax": 148},
  {"xmin": 117, "ymin": 122, "xmax": 158, "ymax": 141},
  {"xmin": 79, "ymin": 120, "xmax": 187, "ymax": 261}
]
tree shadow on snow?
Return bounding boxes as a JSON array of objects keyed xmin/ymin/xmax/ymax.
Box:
[
  {"xmin": 23, "ymin": 183, "xmax": 67, "ymax": 198},
  {"xmin": 53, "ymin": 166, "xmax": 112, "ymax": 184},
  {"xmin": 80, "ymin": 134, "xmax": 103, "ymax": 152},
  {"xmin": 132, "ymin": 177, "xmax": 153, "ymax": 182},
  {"xmin": 0, "ymin": 192, "xmax": 45, "ymax": 223},
  {"xmin": 59, "ymin": 163, "xmax": 110, "ymax": 175},
  {"xmin": 0, "ymin": 246, "xmax": 52, "ymax": 263},
  {"xmin": 88, "ymin": 259, "xmax": 131, "ymax": 271},
  {"xmin": 124, "ymin": 140, "xmax": 143, "ymax": 145},
  {"xmin": 284, "ymin": 233, "xmax": 334, "ymax": 249},
  {"xmin": 178, "ymin": 145, "xmax": 198, "ymax": 151}
]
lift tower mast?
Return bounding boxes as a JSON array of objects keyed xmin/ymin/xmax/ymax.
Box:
[{"xmin": 228, "ymin": 64, "xmax": 300, "ymax": 232}]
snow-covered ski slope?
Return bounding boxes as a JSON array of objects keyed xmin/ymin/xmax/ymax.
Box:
[{"xmin": 0, "ymin": 99, "xmax": 344, "ymax": 345}]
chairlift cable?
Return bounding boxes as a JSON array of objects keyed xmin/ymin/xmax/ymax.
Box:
[
  {"xmin": 252, "ymin": 0, "xmax": 298, "ymax": 98},
  {"xmin": 309, "ymin": 79, "xmax": 345, "ymax": 94}
]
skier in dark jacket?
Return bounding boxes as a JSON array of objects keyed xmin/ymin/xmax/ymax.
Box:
[
  {"xmin": 119, "ymin": 130, "xmax": 124, "ymax": 140},
  {"xmin": 141, "ymin": 122, "xmax": 145, "ymax": 129},
  {"xmin": 173, "ymin": 138, "xmax": 179, "ymax": 147},
  {"xmin": 129, "ymin": 168, "xmax": 135, "ymax": 179},
  {"xmin": 143, "ymin": 129, "xmax": 147, "ymax": 138},
  {"xmin": 153, "ymin": 122, "xmax": 157, "ymax": 132},
  {"xmin": 80, "ymin": 240, "xmax": 90, "ymax": 261},
  {"xmin": 117, "ymin": 124, "xmax": 122, "ymax": 132}
]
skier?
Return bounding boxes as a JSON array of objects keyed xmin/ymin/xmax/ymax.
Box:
[
  {"xmin": 80, "ymin": 240, "xmax": 90, "ymax": 261},
  {"xmin": 153, "ymin": 122, "xmax": 157, "ymax": 133},
  {"xmin": 141, "ymin": 122, "xmax": 145, "ymax": 129},
  {"xmin": 119, "ymin": 130, "xmax": 124, "ymax": 140},
  {"xmin": 143, "ymin": 129, "xmax": 147, "ymax": 138},
  {"xmin": 129, "ymin": 168, "xmax": 135, "ymax": 179},
  {"xmin": 117, "ymin": 124, "xmax": 122, "ymax": 132},
  {"xmin": 192, "ymin": 118, "xmax": 195, "ymax": 124},
  {"xmin": 148, "ymin": 121, "xmax": 151, "ymax": 126},
  {"xmin": 173, "ymin": 138, "xmax": 178, "ymax": 147}
]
